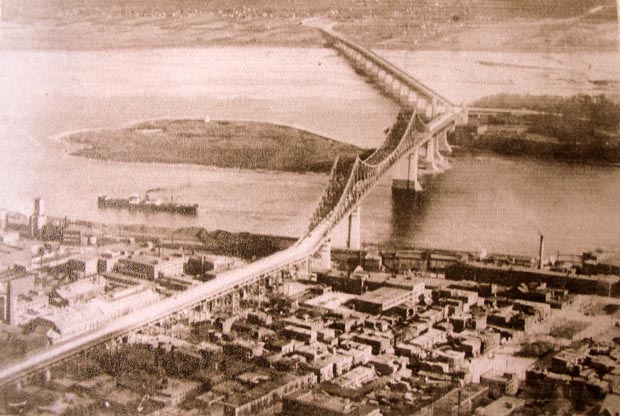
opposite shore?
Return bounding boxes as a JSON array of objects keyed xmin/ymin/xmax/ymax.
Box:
[{"xmin": 2, "ymin": 1, "xmax": 617, "ymax": 53}]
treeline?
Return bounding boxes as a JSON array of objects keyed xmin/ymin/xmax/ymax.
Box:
[
  {"xmin": 470, "ymin": 94, "xmax": 620, "ymax": 163},
  {"xmin": 525, "ymin": 95, "xmax": 620, "ymax": 144},
  {"xmin": 474, "ymin": 93, "xmax": 620, "ymax": 129}
]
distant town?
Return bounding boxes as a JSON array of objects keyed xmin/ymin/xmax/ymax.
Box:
[{"xmin": 1, "ymin": 197, "xmax": 620, "ymax": 415}]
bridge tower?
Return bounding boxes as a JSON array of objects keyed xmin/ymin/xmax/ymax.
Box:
[{"xmin": 346, "ymin": 206, "xmax": 361, "ymax": 250}]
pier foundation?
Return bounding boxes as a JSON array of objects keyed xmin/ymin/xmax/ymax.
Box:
[{"xmin": 392, "ymin": 148, "xmax": 423, "ymax": 195}]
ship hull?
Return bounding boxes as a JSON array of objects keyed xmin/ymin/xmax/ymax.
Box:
[{"xmin": 98, "ymin": 196, "xmax": 198, "ymax": 216}]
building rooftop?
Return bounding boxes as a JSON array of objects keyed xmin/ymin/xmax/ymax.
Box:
[
  {"xmin": 123, "ymin": 255, "xmax": 180, "ymax": 266},
  {"xmin": 434, "ymin": 384, "xmax": 489, "ymax": 409},
  {"xmin": 356, "ymin": 287, "xmax": 411, "ymax": 305},
  {"xmin": 304, "ymin": 291, "xmax": 357, "ymax": 311},
  {"xmin": 476, "ymin": 396, "xmax": 525, "ymax": 416},
  {"xmin": 54, "ymin": 276, "xmax": 106, "ymax": 300},
  {"xmin": 222, "ymin": 370, "xmax": 309, "ymax": 407},
  {"xmin": 288, "ymin": 390, "xmax": 370, "ymax": 413}
]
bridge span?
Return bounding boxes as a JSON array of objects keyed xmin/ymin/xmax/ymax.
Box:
[
  {"xmin": 318, "ymin": 27, "xmax": 467, "ymax": 195},
  {"xmin": 0, "ymin": 28, "xmax": 464, "ymax": 389}
]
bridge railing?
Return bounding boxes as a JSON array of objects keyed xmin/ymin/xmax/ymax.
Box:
[
  {"xmin": 305, "ymin": 107, "xmax": 424, "ymax": 238},
  {"xmin": 364, "ymin": 109, "xmax": 414, "ymax": 165}
]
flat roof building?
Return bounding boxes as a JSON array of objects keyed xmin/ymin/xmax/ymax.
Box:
[
  {"xmin": 117, "ymin": 254, "xmax": 184, "ymax": 280},
  {"xmin": 282, "ymin": 390, "xmax": 381, "ymax": 416},
  {"xmin": 475, "ymin": 396, "xmax": 525, "ymax": 416},
  {"xmin": 220, "ymin": 371, "xmax": 316, "ymax": 416},
  {"xmin": 50, "ymin": 275, "xmax": 106, "ymax": 307},
  {"xmin": 432, "ymin": 384, "xmax": 489, "ymax": 416},
  {"xmin": 352, "ymin": 287, "xmax": 414, "ymax": 315}
]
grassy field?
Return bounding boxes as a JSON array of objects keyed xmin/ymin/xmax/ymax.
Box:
[
  {"xmin": 64, "ymin": 119, "xmax": 363, "ymax": 173},
  {"xmin": 2, "ymin": 0, "xmax": 616, "ymax": 51}
]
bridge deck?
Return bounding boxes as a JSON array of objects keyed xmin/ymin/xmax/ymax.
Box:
[{"xmin": 319, "ymin": 28, "xmax": 454, "ymax": 107}]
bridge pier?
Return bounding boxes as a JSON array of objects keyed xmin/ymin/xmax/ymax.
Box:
[
  {"xmin": 390, "ymin": 79, "xmax": 399, "ymax": 97},
  {"xmin": 434, "ymin": 134, "xmax": 451, "ymax": 170},
  {"xmin": 424, "ymin": 137, "xmax": 440, "ymax": 172},
  {"xmin": 438, "ymin": 129, "xmax": 452, "ymax": 154},
  {"xmin": 433, "ymin": 136, "xmax": 445, "ymax": 163},
  {"xmin": 378, "ymin": 70, "xmax": 387, "ymax": 82},
  {"xmin": 368, "ymin": 63, "xmax": 379, "ymax": 79},
  {"xmin": 392, "ymin": 147, "xmax": 423, "ymax": 195},
  {"xmin": 458, "ymin": 104, "xmax": 469, "ymax": 125},
  {"xmin": 346, "ymin": 206, "xmax": 361, "ymax": 250},
  {"xmin": 311, "ymin": 240, "xmax": 332, "ymax": 273}
]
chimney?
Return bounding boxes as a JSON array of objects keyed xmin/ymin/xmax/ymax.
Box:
[
  {"xmin": 0, "ymin": 209, "xmax": 6, "ymax": 231},
  {"xmin": 538, "ymin": 235, "xmax": 544, "ymax": 269}
]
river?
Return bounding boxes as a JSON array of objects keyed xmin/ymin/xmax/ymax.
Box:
[{"xmin": 0, "ymin": 46, "xmax": 619, "ymax": 256}]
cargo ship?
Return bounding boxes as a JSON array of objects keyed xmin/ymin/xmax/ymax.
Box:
[{"xmin": 97, "ymin": 193, "xmax": 198, "ymax": 216}]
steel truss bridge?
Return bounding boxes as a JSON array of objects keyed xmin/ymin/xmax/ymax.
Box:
[{"xmin": 0, "ymin": 27, "xmax": 464, "ymax": 388}]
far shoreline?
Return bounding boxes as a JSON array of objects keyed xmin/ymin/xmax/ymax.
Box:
[
  {"xmin": 452, "ymin": 146, "xmax": 620, "ymax": 170},
  {"xmin": 3, "ymin": 40, "xmax": 618, "ymax": 55}
]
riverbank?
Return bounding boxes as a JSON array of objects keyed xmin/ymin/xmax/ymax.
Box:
[
  {"xmin": 47, "ymin": 215, "xmax": 582, "ymax": 264},
  {"xmin": 63, "ymin": 119, "xmax": 364, "ymax": 173},
  {"xmin": 105, "ymin": 225, "xmax": 299, "ymax": 261},
  {"xmin": 459, "ymin": 94, "xmax": 620, "ymax": 165},
  {"xmin": 453, "ymin": 141, "xmax": 620, "ymax": 168},
  {"xmin": 30, "ymin": 215, "xmax": 297, "ymax": 261}
]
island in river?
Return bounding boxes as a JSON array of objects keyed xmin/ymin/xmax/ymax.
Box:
[{"xmin": 63, "ymin": 119, "xmax": 365, "ymax": 173}]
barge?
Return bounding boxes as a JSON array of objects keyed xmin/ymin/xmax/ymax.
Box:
[{"xmin": 98, "ymin": 194, "xmax": 198, "ymax": 216}]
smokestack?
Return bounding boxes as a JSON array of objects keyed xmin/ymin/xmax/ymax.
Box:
[
  {"xmin": 34, "ymin": 197, "xmax": 44, "ymax": 216},
  {"xmin": 0, "ymin": 209, "xmax": 6, "ymax": 231},
  {"xmin": 538, "ymin": 235, "xmax": 544, "ymax": 269}
]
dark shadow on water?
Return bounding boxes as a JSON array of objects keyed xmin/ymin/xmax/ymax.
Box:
[{"xmin": 388, "ymin": 175, "xmax": 440, "ymax": 245}]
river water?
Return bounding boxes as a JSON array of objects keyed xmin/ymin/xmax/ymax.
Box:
[{"xmin": 0, "ymin": 46, "xmax": 619, "ymax": 256}]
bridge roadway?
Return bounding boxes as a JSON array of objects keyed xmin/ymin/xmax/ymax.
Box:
[
  {"xmin": 0, "ymin": 29, "xmax": 460, "ymax": 388},
  {"xmin": 0, "ymin": 223, "xmax": 330, "ymax": 387},
  {"xmin": 318, "ymin": 27, "xmax": 454, "ymax": 109}
]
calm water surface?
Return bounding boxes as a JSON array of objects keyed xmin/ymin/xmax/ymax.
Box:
[{"xmin": 0, "ymin": 46, "xmax": 619, "ymax": 256}]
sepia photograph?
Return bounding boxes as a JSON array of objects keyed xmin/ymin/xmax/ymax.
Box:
[{"xmin": 0, "ymin": 0, "xmax": 619, "ymax": 414}]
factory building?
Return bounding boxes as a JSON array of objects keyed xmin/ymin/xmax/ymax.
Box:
[{"xmin": 116, "ymin": 254, "xmax": 185, "ymax": 280}]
